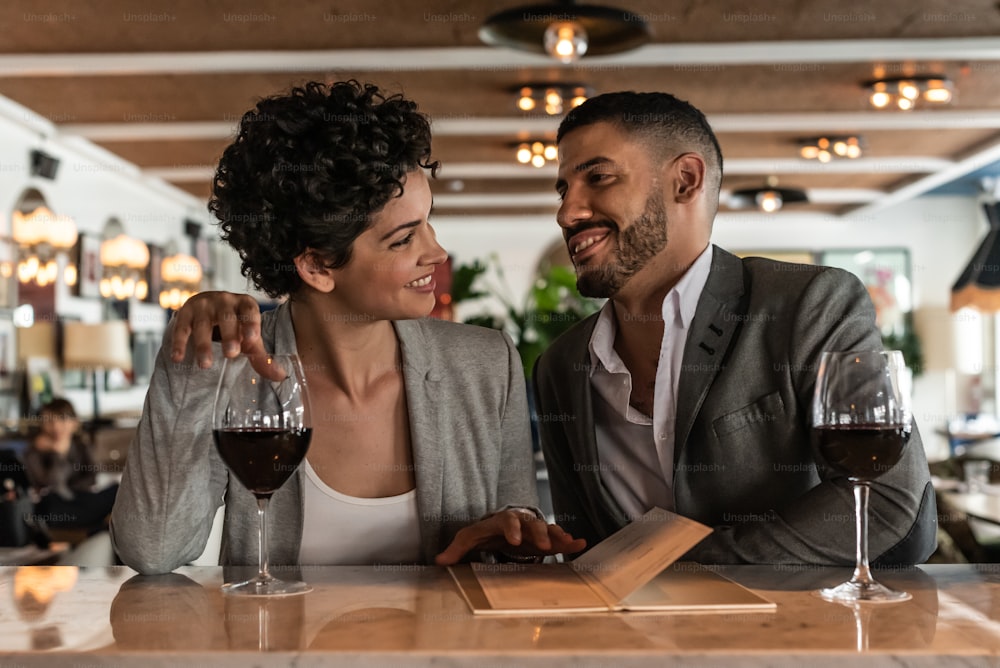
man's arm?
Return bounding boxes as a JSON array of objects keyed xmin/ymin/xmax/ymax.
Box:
[{"xmin": 687, "ymin": 267, "xmax": 935, "ymax": 565}]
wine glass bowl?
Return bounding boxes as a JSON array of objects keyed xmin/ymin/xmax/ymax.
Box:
[
  {"xmin": 213, "ymin": 353, "xmax": 312, "ymax": 596},
  {"xmin": 812, "ymin": 350, "xmax": 912, "ymax": 604}
]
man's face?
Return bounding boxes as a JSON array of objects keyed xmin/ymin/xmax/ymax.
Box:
[{"xmin": 555, "ymin": 122, "xmax": 669, "ymax": 299}]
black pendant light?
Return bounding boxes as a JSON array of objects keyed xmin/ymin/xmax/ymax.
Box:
[
  {"xmin": 479, "ymin": 0, "xmax": 651, "ymax": 62},
  {"xmin": 952, "ymin": 201, "xmax": 1000, "ymax": 312},
  {"xmin": 729, "ymin": 177, "xmax": 808, "ymax": 213}
]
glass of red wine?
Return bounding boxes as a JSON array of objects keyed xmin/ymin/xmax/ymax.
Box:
[
  {"xmin": 812, "ymin": 350, "xmax": 912, "ymax": 604},
  {"xmin": 213, "ymin": 353, "xmax": 313, "ymax": 596}
]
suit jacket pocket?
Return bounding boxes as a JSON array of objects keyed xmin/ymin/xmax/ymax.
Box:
[{"xmin": 711, "ymin": 390, "xmax": 785, "ymax": 438}]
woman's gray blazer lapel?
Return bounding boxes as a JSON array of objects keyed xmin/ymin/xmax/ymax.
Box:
[{"xmin": 394, "ymin": 318, "xmax": 447, "ymax": 562}]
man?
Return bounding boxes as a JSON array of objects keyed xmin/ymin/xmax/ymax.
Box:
[{"xmin": 533, "ymin": 91, "xmax": 936, "ymax": 565}]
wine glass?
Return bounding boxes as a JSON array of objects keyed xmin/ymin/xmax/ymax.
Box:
[
  {"xmin": 812, "ymin": 350, "xmax": 912, "ymax": 604},
  {"xmin": 213, "ymin": 353, "xmax": 313, "ymax": 596}
]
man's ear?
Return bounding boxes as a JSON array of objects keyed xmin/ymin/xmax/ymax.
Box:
[
  {"xmin": 294, "ymin": 249, "xmax": 335, "ymax": 293},
  {"xmin": 671, "ymin": 153, "xmax": 706, "ymax": 204}
]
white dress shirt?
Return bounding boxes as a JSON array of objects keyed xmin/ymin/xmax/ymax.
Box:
[{"xmin": 587, "ymin": 245, "xmax": 714, "ymax": 520}]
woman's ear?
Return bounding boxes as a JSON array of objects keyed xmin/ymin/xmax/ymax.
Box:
[{"xmin": 294, "ymin": 249, "xmax": 336, "ymax": 293}]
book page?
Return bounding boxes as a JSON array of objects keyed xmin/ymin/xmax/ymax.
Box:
[
  {"xmin": 572, "ymin": 508, "xmax": 713, "ymax": 605},
  {"xmin": 620, "ymin": 566, "xmax": 776, "ymax": 612},
  {"xmin": 468, "ymin": 563, "xmax": 609, "ymax": 612}
]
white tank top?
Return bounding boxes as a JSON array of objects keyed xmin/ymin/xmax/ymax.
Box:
[{"xmin": 299, "ymin": 459, "xmax": 422, "ymax": 565}]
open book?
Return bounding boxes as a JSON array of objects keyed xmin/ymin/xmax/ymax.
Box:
[{"xmin": 449, "ymin": 507, "xmax": 776, "ymax": 614}]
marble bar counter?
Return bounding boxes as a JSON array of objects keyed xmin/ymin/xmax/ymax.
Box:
[{"xmin": 2, "ymin": 564, "xmax": 1000, "ymax": 667}]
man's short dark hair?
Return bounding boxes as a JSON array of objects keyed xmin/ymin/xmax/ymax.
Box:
[{"xmin": 557, "ymin": 91, "xmax": 723, "ymax": 209}]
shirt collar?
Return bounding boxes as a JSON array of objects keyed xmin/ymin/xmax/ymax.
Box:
[{"xmin": 587, "ymin": 245, "xmax": 714, "ymax": 377}]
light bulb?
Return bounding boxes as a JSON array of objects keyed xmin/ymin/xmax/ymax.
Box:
[
  {"xmin": 924, "ymin": 86, "xmax": 952, "ymax": 103},
  {"xmin": 800, "ymin": 145, "xmax": 818, "ymax": 159},
  {"xmin": 64, "ymin": 264, "xmax": 77, "ymax": 287},
  {"xmin": 543, "ymin": 20, "xmax": 588, "ymax": 63},
  {"xmin": 846, "ymin": 144, "xmax": 862, "ymax": 158},
  {"xmin": 531, "ymin": 154, "xmax": 546, "ymax": 168},
  {"xmin": 817, "ymin": 151, "xmax": 832, "ymax": 163},
  {"xmin": 870, "ymin": 91, "xmax": 890, "ymax": 108},
  {"xmin": 899, "ymin": 82, "xmax": 919, "ymax": 99},
  {"xmin": 756, "ymin": 190, "xmax": 783, "ymax": 213},
  {"xmin": 517, "ymin": 88, "xmax": 535, "ymax": 111},
  {"xmin": 543, "ymin": 144, "xmax": 558, "ymax": 161},
  {"xmin": 897, "ymin": 97, "xmax": 914, "ymax": 110},
  {"xmin": 516, "ymin": 144, "xmax": 532, "ymax": 164}
]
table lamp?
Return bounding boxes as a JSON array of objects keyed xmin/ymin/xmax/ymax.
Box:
[{"xmin": 61, "ymin": 321, "xmax": 132, "ymax": 428}]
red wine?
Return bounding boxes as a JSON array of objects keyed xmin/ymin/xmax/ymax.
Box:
[
  {"xmin": 213, "ymin": 428, "xmax": 312, "ymax": 499},
  {"xmin": 814, "ymin": 424, "xmax": 909, "ymax": 482}
]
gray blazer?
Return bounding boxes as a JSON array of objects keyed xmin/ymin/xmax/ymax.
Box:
[
  {"xmin": 111, "ymin": 302, "xmax": 538, "ymax": 574},
  {"xmin": 534, "ymin": 246, "xmax": 936, "ymax": 565}
]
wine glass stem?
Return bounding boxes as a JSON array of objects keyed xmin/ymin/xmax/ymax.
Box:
[
  {"xmin": 257, "ymin": 497, "xmax": 271, "ymax": 582},
  {"xmin": 851, "ymin": 482, "xmax": 875, "ymax": 586}
]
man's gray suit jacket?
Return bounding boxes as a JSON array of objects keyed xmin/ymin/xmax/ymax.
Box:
[{"xmin": 534, "ymin": 245, "xmax": 936, "ymax": 565}]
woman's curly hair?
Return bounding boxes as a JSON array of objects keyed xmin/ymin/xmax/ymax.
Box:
[{"xmin": 209, "ymin": 80, "xmax": 438, "ymax": 298}]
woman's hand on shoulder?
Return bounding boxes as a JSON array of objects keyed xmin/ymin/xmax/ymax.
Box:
[
  {"xmin": 434, "ymin": 509, "xmax": 586, "ymax": 566},
  {"xmin": 169, "ymin": 291, "xmax": 265, "ymax": 368}
]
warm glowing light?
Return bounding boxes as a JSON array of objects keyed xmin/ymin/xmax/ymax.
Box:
[
  {"xmin": 12, "ymin": 206, "xmax": 78, "ymax": 285},
  {"xmin": 756, "ymin": 190, "xmax": 783, "ymax": 213},
  {"xmin": 514, "ymin": 140, "xmax": 558, "ymax": 168},
  {"xmin": 866, "ymin": 76, "xmax": 954, "ymax": 111},
  {"xmin": 543, "ymin": 21, "xmax": 588, "ymax": 63},
  {"xmin": 870, "ymin": 91, "xmax": 890, "ymax": 108}
]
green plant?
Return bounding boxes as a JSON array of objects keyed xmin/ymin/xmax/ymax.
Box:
[
  {"xmin": 450, "ymin": 254, "xmax": 601, "ymax": 377},
  {"xmin": 882, "ymin": 312, "xmax": 924, "ymax": 377}
]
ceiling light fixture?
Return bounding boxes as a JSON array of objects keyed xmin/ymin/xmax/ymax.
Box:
[
  {"xmin": 159, "ymin": 244, "xmax": 203, "ymax": 310},
  {"xmin": 480, "ymin": 1, "xmax": 651, "ymax": 63},
  {"xmin": 799, "ymin": 136, "xmax": 864, "ymax": 162},
  {"xmin": 515, "ymin": 140, "xmax": 558, "ymax": 168},
  {"xmin": 99, "ymin": 219, "xmax": 149, "ymax": 301},
  {"xmin": 11, "ymin": 188, "xmax": 78, "ymax": 287},
  {"xmin": 515, "ymin": 83, "xmax": 593, "ymax": 115},
  {"xmin": 730, "ymin": 177, "xmax": 808, "ymax": 213},
  {"xmin": 863, "ymin": 75, "xmax": 954, "ymax": 111}
]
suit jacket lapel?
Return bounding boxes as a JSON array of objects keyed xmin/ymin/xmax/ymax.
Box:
[
  {"xmin": 674, "ymin": 247, "xmax": 748, "ymax": 464},
  {"xmin": 394, "ymin": 319, "xmax": 444, "ymax": 561},
  {"xmin": 562, "ymin": 316, "xmax": 630, "ymax": 529}
]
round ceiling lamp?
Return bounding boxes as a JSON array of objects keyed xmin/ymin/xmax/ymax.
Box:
[
  {"xmin": 479, "ymin": 1, "xmax": 651, "ymax": 62},
  {"xmin": 730, "ymin": 177, "xmax": 808, "ymax": 213}
]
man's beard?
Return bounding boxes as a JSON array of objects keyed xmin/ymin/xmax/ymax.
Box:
[{"xmin": 575, "ymin": 193, "xmax": 668, "ymax": 298}]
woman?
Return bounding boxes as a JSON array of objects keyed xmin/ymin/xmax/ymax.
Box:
[{"xmin": 110, "ymin": 81, "xmax": 583, "ymax": 574}]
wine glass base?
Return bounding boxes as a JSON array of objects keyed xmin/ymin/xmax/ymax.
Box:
[
  {"xmin": 816, "ymin": 579, "xmax": 911, "ymax": 604},
  {"xmin": 222, "ymin": 576, "xmax": 312, "ymax": 597}
]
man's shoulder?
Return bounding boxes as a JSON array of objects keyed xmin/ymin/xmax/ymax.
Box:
[{"xmin": 733, "ymin": 253, "xmax": 862, "ymax": 294}]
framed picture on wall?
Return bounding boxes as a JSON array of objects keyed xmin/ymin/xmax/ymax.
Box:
[
  {"xmin": 146, "ymin": 243, "xmax": 163, "ymax": 304},
  {"xmin": 77, "ymin": 233, "xmax": 102, "ymax": 298},
  {"xmin": 25, "ymin": 356, "xmax": 63, "ymax": 413},
  {"xmin": 819, "ymin": 248, "xmax": 911, "ymax": 337}
]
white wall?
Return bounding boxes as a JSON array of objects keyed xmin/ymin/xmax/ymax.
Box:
[{"xmin": 0, "ymin": 95, "xmax": 215, "ymax": 419}]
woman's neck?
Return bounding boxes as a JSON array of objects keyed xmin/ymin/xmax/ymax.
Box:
[{"xmin": 289, "ymin": 299, "xmax": 401, "ymax": 401}]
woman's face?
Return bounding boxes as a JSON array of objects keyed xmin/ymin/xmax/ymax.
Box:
[{"xmin": 329, "ymin": 169, "xmax": 447, "ymax": 320}]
